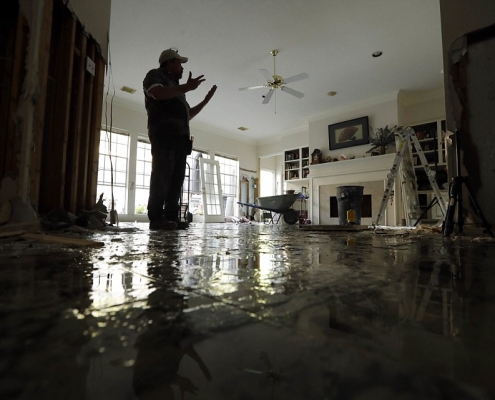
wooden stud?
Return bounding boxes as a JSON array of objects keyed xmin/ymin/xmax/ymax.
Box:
[
  {"xmin": 3, "ymin": 7, "xmax": 28, "ymax": 176},
  {"xmin": 66, "ymin": 31, "xmax": 87, "ymax": 213},
  {"xmin": 38, "ymin": 9, "xmax": 76, "ymax": 213},
  {"xmin": 86, "ymin": 53, "xmax": 106, "ymax": 210},
  {"xmin": 77, "ymin": 41, "xmax": 95, "ymax": 212},
  {"xmin": 30, "ymin": 0, "xmax": 54, "ymax": 211}
]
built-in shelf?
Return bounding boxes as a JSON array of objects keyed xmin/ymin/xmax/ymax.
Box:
[{"xmin": 284, "ymin": 147, "xmax": 310, "ymax": 180}]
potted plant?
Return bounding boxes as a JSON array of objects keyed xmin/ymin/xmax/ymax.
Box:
[{"xmin": 366, "ymin": 125, "xmax": 402, "ymax": 155}]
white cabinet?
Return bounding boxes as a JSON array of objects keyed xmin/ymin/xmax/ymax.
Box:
[{"xmin": 284, "ymin": 147, "xmax": 310, "ymax": 181}]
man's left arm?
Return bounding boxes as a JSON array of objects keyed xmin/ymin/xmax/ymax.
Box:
[{"xmin": 189, "ymin": 85, "xmax": 217, "ymax": 119}]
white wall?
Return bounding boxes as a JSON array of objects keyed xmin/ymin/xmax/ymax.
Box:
[
  {"xmin": 66, "ymin": 0, "xmax": 111, "ymax": 60},
  {"xmin": 308, "ymin": 95, "xmax": 398, "ymax": 160},
  {"xmin": 257, "ymin": 130, "xmax": 309, "ymax": 158},
  {"xmin": 439, "ymin": 0, "xmax": 495, "ymax": 132},
  {"xmin": 398, "ymin": 89, "xmax": 446, "ymax": 126}
]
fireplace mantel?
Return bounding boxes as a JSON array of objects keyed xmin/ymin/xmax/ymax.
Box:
[
  {"xmin": 309, "ymin": 154, "xmax": 395, "ymax": 178},
  {"xmin": 308, "ymin": 154, "xmax": 399, "ymax": 225}
]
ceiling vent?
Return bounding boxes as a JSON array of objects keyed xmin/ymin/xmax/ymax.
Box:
[{"xmin": 121, "ymin": 86, "xmax": 136, "ymax": 94}]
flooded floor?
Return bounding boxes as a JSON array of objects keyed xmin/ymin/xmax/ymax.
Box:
[{"xmin": 1, "ymin": 222, "xmax": 494, "ymax": 400}]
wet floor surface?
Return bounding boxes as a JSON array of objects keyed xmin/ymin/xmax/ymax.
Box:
[{"xmin": 1, "ymin": 222, "xmax": 495, "ymax": 399}]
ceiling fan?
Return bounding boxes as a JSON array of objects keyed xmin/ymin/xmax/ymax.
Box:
[{"xmin": 239, "ymin": 50, "xmax": 309, "ymax": 105}]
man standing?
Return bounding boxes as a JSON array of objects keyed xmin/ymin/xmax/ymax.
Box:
[{"xmin": 143, "ymin": 48, "xmax": 217, "ymax": 230}]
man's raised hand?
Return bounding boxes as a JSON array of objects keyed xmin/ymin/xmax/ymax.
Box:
[{"xmin": 185, "ymin": 71, "xmax": 205, "ymax": 91}]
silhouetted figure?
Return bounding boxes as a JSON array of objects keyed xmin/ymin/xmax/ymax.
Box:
[{"xmin": 133, "ymin": 288, "xmax": 211, "ymax": 399}]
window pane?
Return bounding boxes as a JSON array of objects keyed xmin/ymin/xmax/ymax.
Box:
[
  {"xmin": 97, "ymin": 130, "xmax": 129, "ymax": 213},
  {"xmin": 134, "ymin": 139, "xmax": 152, "ymax": 214},
  {"xmin": 214, "ymin": 154, "xmax": 239, "ymax": 197}
]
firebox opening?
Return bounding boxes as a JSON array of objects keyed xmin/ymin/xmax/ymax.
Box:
[{"xmin": 330, "ymin": 194, "xmax": 372, "ymax": 218}]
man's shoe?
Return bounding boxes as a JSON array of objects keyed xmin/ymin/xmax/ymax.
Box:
[{"xmin": 149, "ymin": 218, "xmax": 177, "ymax": 230}]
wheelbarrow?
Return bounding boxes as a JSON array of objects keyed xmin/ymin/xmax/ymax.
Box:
[{"xmin": 237, "ymin": 193, "xmax": 304, "ymax": 225}]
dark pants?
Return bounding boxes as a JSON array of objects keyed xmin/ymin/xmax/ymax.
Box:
[{"xmin": 147, "ymin": 136, "xmax": 189, "ymax": 222}]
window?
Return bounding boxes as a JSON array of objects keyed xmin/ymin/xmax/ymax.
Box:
[
  {"xmin": 214, "ymin": 153, "xmax": 239, "ymax": 217},
  {"xmin": 97, "ymin": 129, "xmax": 130, "ymax": 214},
  {"xmin": 135, "ymin": 139, "xmax": 152, "ymax": 214},
  {"xmin": 215, "ymin": 154, "xmax": 239, "ymax": 197},
  {"xmin": 95, "ymin": 130, "xmax": 240, "ymax": 221}
]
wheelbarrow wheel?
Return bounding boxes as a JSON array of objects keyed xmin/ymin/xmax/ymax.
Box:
[{"xmin": 283, "ymin": 209, "xmax": 298, "ymax": 225}]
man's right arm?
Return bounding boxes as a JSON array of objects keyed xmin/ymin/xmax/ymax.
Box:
[
  {"xmin": 147, "ymin": 84, "xmax": 189, "ymax": 101},
  {"xmin": 146, "ymin": 72, "xmax": 205, "ymax": 101}
]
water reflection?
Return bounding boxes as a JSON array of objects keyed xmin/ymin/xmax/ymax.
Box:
[
  {"xmin": 0, "ymin": 255, "xmax": 93, "ymax": 399},
  {"xmin": 133, "ymin": 288, "xmax": 211, "ymax": 399},
  {"xmin": 2, "ymin": 224, "xmax": 495, "ymax": 398}
]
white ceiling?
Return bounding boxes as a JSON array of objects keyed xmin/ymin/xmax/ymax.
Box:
[{"xmin": 106, "ymin": 0, "xmax": 444, "ymax": 142}]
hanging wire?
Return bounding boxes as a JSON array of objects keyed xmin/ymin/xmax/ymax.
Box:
[{"xmin": 104, "ymin": 32, "xmax": 118, "ymax": 225}]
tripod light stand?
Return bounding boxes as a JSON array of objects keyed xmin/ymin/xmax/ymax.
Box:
[{"xmin": 442, "ymin": 130, "xmax": 493, "ymax": 237}]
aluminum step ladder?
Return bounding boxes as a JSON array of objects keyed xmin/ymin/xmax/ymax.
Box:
[{"xmin": 374, "ymin": 127, "xmax": 447, "ymax": 226}]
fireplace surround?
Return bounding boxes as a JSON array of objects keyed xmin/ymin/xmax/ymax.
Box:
[{"xmin": 308, "ymin": 154, "xmax": 399, "ymax": 225}]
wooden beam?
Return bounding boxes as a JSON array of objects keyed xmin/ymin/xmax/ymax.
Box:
[
  {"xmin": 0, "ymin": 2, "xmax": 17, "ymax": 176},
  {"xmin": 38, "ymin": 9, "xmax": 76, "ymax": 213},
  {"xmin": 30, "ymin": 0, "xmax": 53, "ymax": 212},
  {"xmin": 77, "ymin": 41, "xmax": 95, "ymax": 212},
  {"xmin": 3, "ymin": 7, "xmax": 28, "ymax": 176},
  {"xmin": 86, "ymin": 53, "xmax": 106, "ymax": 209},
  {"xmin": 66, "ymin": 32, "xmax": 87, "ymax": 213}
]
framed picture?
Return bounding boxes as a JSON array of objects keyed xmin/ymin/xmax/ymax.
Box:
[{"xmin": 328, "ymin": 116, "xmax": 369, "ymax": 150}]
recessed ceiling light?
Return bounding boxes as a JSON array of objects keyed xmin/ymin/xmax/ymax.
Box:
[
  {"xmin": 327, "ymin": 91, "xmax": 337, "ymax": 97},
  {"xmin": 238, "ymin": 126, "xmax": 248, "ymax": 131},
  {"xmin": 121, "ymin": 86, "xmax": 136, "ymax": 94},
  {"xmin": 372, "ymin": 51, "xmax": 383, "ymax": 58}
]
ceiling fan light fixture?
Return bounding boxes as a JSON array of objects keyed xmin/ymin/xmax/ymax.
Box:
[{"xmin": 238, "ymin": 50, "xmax": 308, "ymax": 105}]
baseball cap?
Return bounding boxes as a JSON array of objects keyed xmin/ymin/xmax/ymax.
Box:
[{"xmin": 159, "ymin": 48, "xmax": 188, "ymax": 64}]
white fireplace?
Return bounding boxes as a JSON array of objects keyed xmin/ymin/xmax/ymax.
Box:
[{"xmin": 308, "ymin": 154, "xmax": 399, "ymax": 225}]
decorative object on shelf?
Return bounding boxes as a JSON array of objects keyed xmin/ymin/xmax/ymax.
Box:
[
  {"xmin": 328, "ymin": 116, "xmax": 369, "ymax": 150},
  {"xmin": 311, "ymin": 149, "xmax": 322, "ymax": 164},
  {"xmin": 366, "ymin": 125, "xmax": 402, "ymax": 155},
  {"xmin": 416, "ymin": 131, "xmax": 427, "ymax": 140}
]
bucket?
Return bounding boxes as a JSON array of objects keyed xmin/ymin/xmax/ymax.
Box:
[{"xmin": 336, "ymin": 186, "xmax": 364, "ymax": 225}]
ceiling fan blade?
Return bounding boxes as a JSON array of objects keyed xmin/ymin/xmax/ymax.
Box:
[
  {"xmin": 281, "ymin": 86, "xmax": 304, "ymax": 98},
  {"xmin": 239, "ymin": 85, "xmax": 266, "ymax": 91},
  {"xmin": 259, "ymin": 69, "xmax": 273, "ymax": 81},
  {"xmin": 262, "ymin": 89, "xmax": 274, "ymax": 104},
  {"xmin": 283, "ymin": 72, "xmax": 309, "ymax": 84}
]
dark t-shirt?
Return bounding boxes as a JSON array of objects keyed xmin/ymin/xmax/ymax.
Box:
[{"xmin": 143, "ymin": 67, "xmax": 191, "ymax": 142}]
